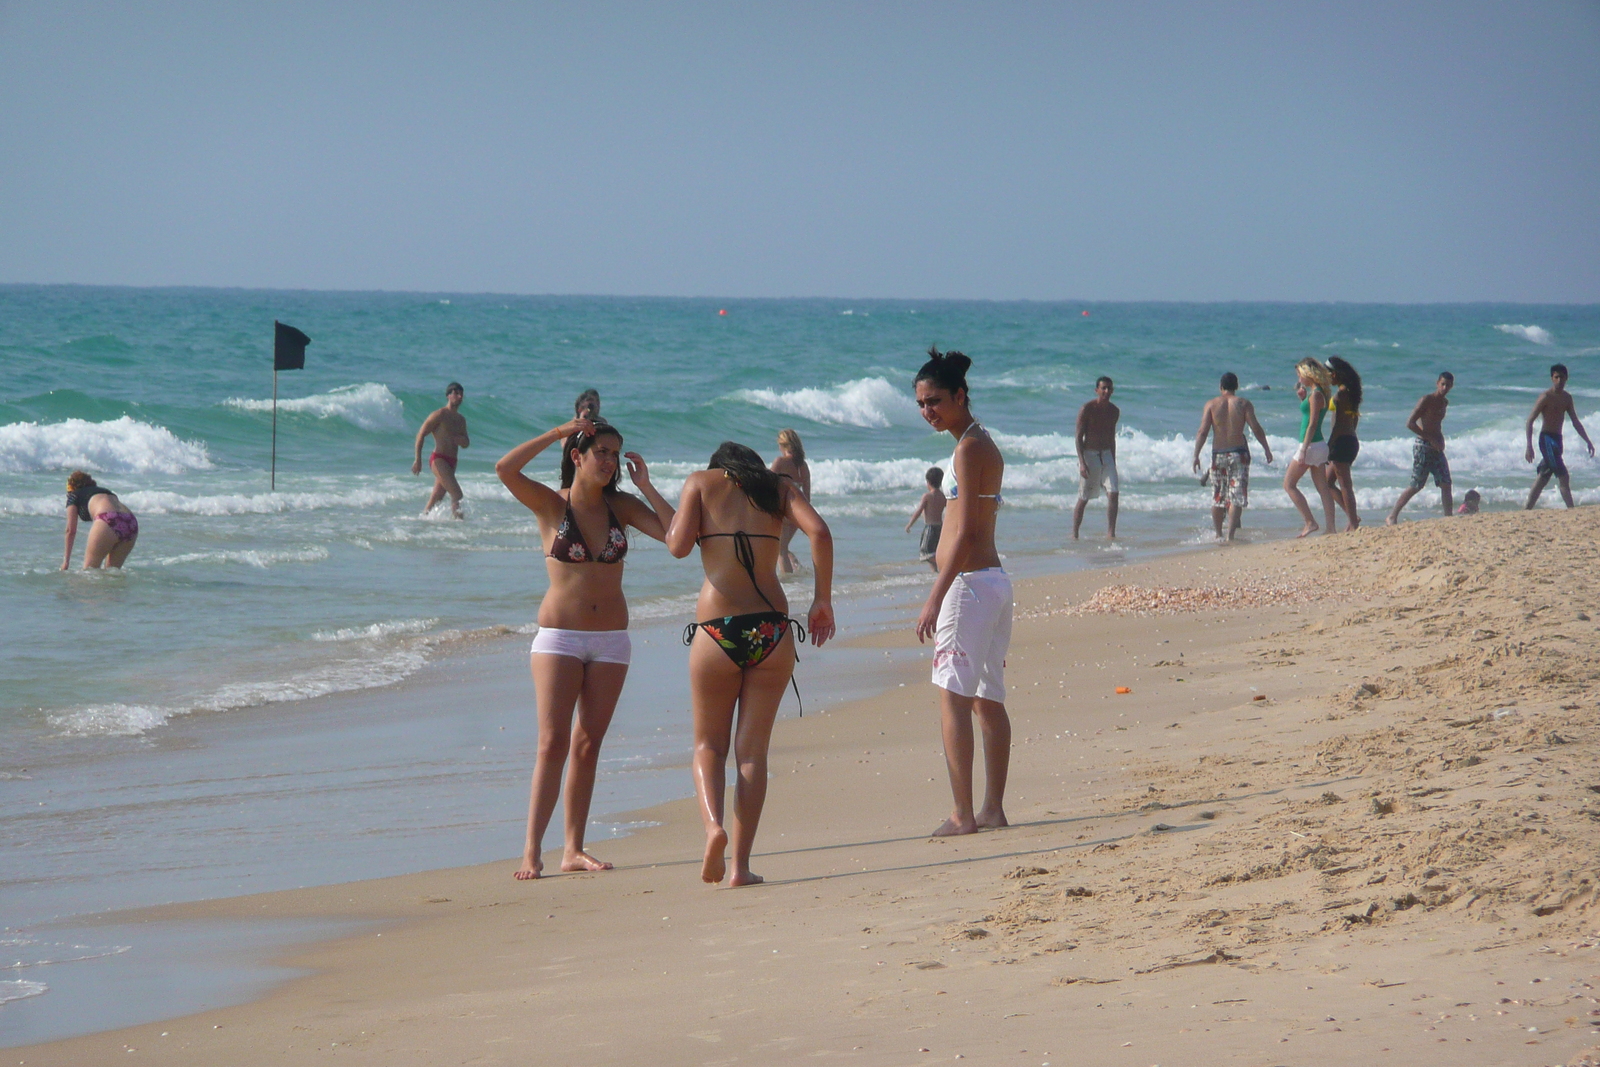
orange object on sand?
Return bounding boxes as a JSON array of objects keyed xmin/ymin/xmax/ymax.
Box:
[
  {"xmin": 1252, "ymin": 694, "xmax": 1267, "ymax": 701},
  {"xmin": 1115, "ymin": 686, "xmax": 1132, "ymax": 695}
]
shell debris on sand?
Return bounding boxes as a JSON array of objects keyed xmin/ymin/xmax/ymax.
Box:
[{"xmin": 1022, "ymin": 579, "xmax": 1322, "ymax": 619}]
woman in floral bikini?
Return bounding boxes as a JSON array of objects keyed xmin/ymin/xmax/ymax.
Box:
[
  {"xmin": 668, "ymin": 442, "xmax": 834, "ymax": 886},
  {"xmin": 496, "ymin": 417, "xmax": 676, "ymax": 880}
]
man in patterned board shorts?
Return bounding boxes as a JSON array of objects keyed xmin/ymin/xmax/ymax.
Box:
[
  {"xmin": 1191, "ymin": 372, "xmax": 1273, "ymax": 542},
  {"xmin": 1387, "ymin": 372, "xmax": 1455, "ymax": 524}
]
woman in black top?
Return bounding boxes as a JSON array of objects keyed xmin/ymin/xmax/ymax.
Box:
[{"xmin": 61, "ymin": 470, "xmax": 139, "ymax": 570}]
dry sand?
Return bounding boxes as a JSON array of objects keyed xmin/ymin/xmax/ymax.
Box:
[{"xmin": 19, "ymin": 509, "xmax": 1600, "ymax": 1066}]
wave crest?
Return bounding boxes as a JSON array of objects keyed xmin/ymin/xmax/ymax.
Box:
[
  {"xmin": 223, "ymin": 383, "xmax": 406, "ymax": 431},
  {"xmin": 0, "ymin": 417, "xmax": 212, "ymax": 474},
  {"xmin": 1494, "ymin": 324, "xmax": 1553, "ymax": 345},
  {"xmin": 732, "ymin": 377, "xmax": 916, "ymax": 428}
]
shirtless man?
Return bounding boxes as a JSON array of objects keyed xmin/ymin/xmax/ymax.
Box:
[
  {"xmin": 412, "ymin": 382, "xmax": 470, "ymax": 517},
  {"xmin": 1386, "ymin": 372, "xmax": 1454, "ymax": 525},
  {"xmin": 574, "ymin": 389, "xmax": 600, "ymax": 421},
  {"xmin": 1191, "ymin": 372, "xmax": 1273, "ymax": 542},
  {"xmin": 1524, "ymin": 363, "xmax": 1595, "ymax": 509},
  {"xmin": 1072, "ymin": 376, "xmax": 1120, "ymax": 540}
]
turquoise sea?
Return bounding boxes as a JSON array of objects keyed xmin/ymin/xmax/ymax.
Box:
[{"xmin": 1, "ymin": 286, "xmax": 1597, "ymax": 1038}]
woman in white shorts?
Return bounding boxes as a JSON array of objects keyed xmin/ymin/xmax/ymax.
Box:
[
  {"xmin": 913, "ymin": 346, "xmax": 1012, "ymax": 838},
  {"xmin": 497, "ymin": 417, "xmax": 676, "ymax": 879},
  {"xmin": 1282, "ymin": 357, "xmax": 1340, "ymax": 538}
]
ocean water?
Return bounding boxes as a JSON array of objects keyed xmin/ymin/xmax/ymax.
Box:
[{"xmin": 2, "ymin": 287, "xmax": 1597, "ymax": 1035}]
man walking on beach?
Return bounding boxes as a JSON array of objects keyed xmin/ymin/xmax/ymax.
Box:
[
  {"xmin": 1073, "ymin": 376, "xmax": 1120, "ymax": 540},
  {"xmin": 1192, "ymin": 372, "xmax": 1273, "ymax": 542},
  {"xmin": 413, "ymin": 382, "xmax": 470, "ymax": 518},
  {"xmin": 1386, "ymin": 372, "xmax": 1454, "ymax": 525},
  {"xmin": 1524, "ymin": 363, "xmax": 1595, "ymax": 510}
]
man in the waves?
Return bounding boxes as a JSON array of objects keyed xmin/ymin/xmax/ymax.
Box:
[
  {"xmin": 1524, "ymin": 363, "xmax": 1595, "ymax": 510},
  {"xmin": 412, "ymin": 382, "xmax": 470, "ymax": 517}
]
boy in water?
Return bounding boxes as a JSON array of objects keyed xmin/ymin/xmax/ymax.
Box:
[
  {"xmin": 1073, "ymin": 376, "xmax": 1120, "ymax": 540},
  {"xmin": 1191, "ymin": 372, "xmax": 1273, "ymax": 542},
  {"xmin": 1386, "ymin": 372, "xmax": 1454, "ymax": 524},
  {"xmin": 1457, "ymin": 489, "xmax": 1482, "ymax": 515},
  {"xmin": 1524, "ymin": 364, "xmax": 1594, "ymax": 509},
  {"xmin": 905, "ymin": 467, "xmax": 947, "ymax": 571},
  {"xmin": 412, "ymin": 382, "xmax": 470, "ymax": 517}
]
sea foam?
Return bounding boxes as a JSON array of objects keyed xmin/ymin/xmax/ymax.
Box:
[
  {"xmin": 0, "ymin": 417, "xmax": 212, "ymax": 474},
  {"xmin": 1494, "ymin": 324, "xmax": 1554, "ymax": 345},
  {"xmin": 223, "ymin": 382, "xmax": 406, "ymax": 431},
  {"xmin": 733, "ymin": 377, "xmax": 917, "ymax": 428}
]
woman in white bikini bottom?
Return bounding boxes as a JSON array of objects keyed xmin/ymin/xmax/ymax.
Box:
[{"xmin": 529, "ymin": 628, "xmax": 632, "ymax": 664}]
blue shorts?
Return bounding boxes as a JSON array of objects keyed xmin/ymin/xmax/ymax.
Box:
[{"xmin": 1537, "ymin": 432, "xmax": 1567, "ymax": 479}]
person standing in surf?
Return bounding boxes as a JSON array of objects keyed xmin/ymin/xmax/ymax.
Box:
[
  {"xmin": 914, "ymin": 347, "xmax": 1012, "ymax": 838},
  {"xmin": 1072, "ymin": 376, "xmax": 1120, "ymax": 540},
  {"xmin": 496, "ymin": 417, "xmax": 677, "ymax": 880},
  {"xmin": 1386, "ymin": 372, "xmax": 1455, "ymax": 525},
  {"xmin": 1283, "ymin": 358, "xmax": 1340, "ymax": 537},
  {"xmin": 669, "ymin": 442, "xmax": 834, "ymax": 887},
  {"xmin": 1523, "ymin": 363, "xmax": 1594, "ymax": 510},
  {"xmin": 412, "ymin": 382, "xmax": 470, "ymax": 517},
  {"xmin": 771, "ymin": 428, "xmax": 812, "ymax": 573},
  {"xmin": 1322, "ymin": 356, "xmax": 1363, "ymax": 531},
  {"xmin": 60, "ymin": 471, "xmax": 139, "ymax": 570}
]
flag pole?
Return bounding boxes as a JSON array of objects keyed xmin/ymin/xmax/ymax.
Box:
[{"xmin": 271, "ymin": 368, "xmax": 278, "ymax": 491}]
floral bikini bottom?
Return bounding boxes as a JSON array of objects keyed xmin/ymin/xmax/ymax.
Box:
[{"xmin": 683, "ymin": 611, "xmax": 804, "ymax": 669}]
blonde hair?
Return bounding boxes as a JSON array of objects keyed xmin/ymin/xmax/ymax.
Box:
[
  {"xmin": 66, "ymin": 470, "xmax": 95, "ymax": 492},
  {"xmin": 1295, "ymin": 357, "xmax": 1333, "ymax": 395},
  {"xmin": 776, "ymin": 428, "xmax": 805, "ymax": 462}
]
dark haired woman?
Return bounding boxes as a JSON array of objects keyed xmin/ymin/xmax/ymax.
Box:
[
  {"xmin": 61, "ymin": 470, "xmax": 138, "ymax": 570},
  {"xmin": 667, "ymin": 442, "xmax": 834, "ymax": 886},
  {"xmin": 496, "ymin": 417, "xmax": 676, "ymax": 880},
  {"xmin": 913, "ymin": 347, "xmax": 1012, "ymax": 838},
  {"xmin": 1323, "ymin": 356, "xmax": 1363, "ymax": 531},
  {"xmin": 771, "ymin": 428, "xmax": 811, "ymax": 574}
]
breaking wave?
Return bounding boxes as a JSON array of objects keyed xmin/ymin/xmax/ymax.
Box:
[
  {"xmin": 732, "ymin": 377, "xmax": 918, "ymax": 429},
  {"xmin": 1494, "ymin": 324, "xmax": 1553, "ymax": 345},
  {"xmin": 223, "ymin": 382, "xmax": 406, "ymax": 431},
  {"xmin": 0, "ymin": 417, "xmax": 212, "ymax": 474}
]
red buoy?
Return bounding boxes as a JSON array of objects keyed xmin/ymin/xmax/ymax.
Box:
[{"xmin": 718, "ymin": 309, "xmax": 727, "ymax": 316}]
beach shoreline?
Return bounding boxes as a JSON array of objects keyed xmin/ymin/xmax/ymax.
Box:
[{"xmin": 10, "ymin": 508, "xmax": 1599, "ymax": 1064}]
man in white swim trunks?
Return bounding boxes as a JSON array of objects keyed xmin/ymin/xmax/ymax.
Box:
[{"xmin": 1073, "ymin": 376, "xmax": 1120, "ymax": 540}]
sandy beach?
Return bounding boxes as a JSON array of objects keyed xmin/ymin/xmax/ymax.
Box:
[{"xmin": 16, "ymin": 508, "xmax": 1600, "ymax": 1066}]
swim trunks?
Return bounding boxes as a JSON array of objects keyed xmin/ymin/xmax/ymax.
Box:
[
  {"xmin": 1409, "ymin": 440, "xmax": 1451, "ymax": 489},
  {"xmin": 1536, "ymin": 432, "xmax": 1567, "ymax": 479},
  {"xmin": 931, "ymin": 568, "xmax": 1012, "ymax": 702},
  {"xmin": 1327, "ymin": 434, "xmax": 1360, "ymax": 465},
  {"xmin": 918, "ymin": 523, "xmax": 942, "ymax": 562},
  {"xmin": 1077, "ymin": 450, "xmax": 1118, "ymax": 501},
  {"xmin": 1210, "ymin": 449, "xmax": 1249, "ymax": 509},
  {"xmin": 429, "ymin": 451, "xmax": 457, "ymax": 471}
]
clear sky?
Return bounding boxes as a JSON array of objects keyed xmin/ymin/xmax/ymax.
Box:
[{"xmin": 1, "ymin": 2, "xmax": 1596, "ymax": 301}]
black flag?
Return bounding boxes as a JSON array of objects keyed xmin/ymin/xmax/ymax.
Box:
[{"xmin": 274, "ymin": 321, "xmax": 310, "ymax": 371}]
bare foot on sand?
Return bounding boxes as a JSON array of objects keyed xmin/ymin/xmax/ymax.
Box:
[
  {"xmin": 1295, "ymin": 521, "xmax": 1319, "ymax": 539},
  {"xmin": 560, "ymin": 851, "xmax": 613, "ymax": 873},
  {"xmin": 1346, "ymin": 517, "xmax": 1361, "ymax": 531},
  {"xmin": 513, "ymin": 856, "xmax": 543, "ymax": 881},
  {"xmin": 701, "ymin": 827, "xmax": 728, "ymax": 884},
  {"xmin": 932, "ymin": 816, "xmax": 978, "ymax": 837},
  {"xmin": 728, "ymin": 870, "xmax": 764, "ymax": 887},
  {"xmin": 975, "ymin": 808, "xmax": 1009, "ymax": 830},
  {"xmin": 1385, "ymin": 514, "xmax": 1399, "ymax": 526}
]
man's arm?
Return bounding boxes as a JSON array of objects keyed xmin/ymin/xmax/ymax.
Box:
[
  {"xmin": 412, "ymin": 411, "xmax": 440, "ymax": 473},
  {"xmin": 1567, "ymin": 395, "xmax": 1595, "ymax": 457},
  {"xmin": 1075, "ymin": 404, "xmax": 1090, "ymax": 477},
  {"xmin": 456, "ymin": 419, "xmax": 469, "ymax": 449},
  {"xmin": 1108, "ymin": 403, "xmax": 1120, "ymax": 457},
  {"xmin": 1192, "ymin": 403, "xmax": 1213, "ymax": 473},
  {"xmin": 1244, "ymin": 402, "xmax": 1273, "ymax": 464},
  {"xmin": 1405, "ymin": 396, "xmax": 1428, "ymax": 439},
  {"xmin": 905, "ymin": 494, "xmax": 926, "ymax": 532},
  {"xmin": 1525, "ymin": 396, "xmax": 1544, "ymax": 463}
]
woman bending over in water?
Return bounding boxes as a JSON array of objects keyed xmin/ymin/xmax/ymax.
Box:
[
  {"xmin": 770, "ymin": 428, "xmax": 811, "ymax": 574},
  {"xmin": 497, "ymin": 418, "xmax": 676, "ymax": 880},
  {"xmin": 668, "ymin": 442, "xmax": 834, "ymax": 886},
  {"xmin": 61, "ymin": 471, "xmax": 139, "ymax": 570}
]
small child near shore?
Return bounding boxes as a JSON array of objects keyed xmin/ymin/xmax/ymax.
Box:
[
  {"xmin": 1457, "ymin": 489, "xmax": 1481, "ymax": 515},
  {"xmin": 906, "ymin": 467, "xmax": 946, "ymax": 571}
]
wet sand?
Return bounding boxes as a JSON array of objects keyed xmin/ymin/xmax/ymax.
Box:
[{"xmin": 15, "ymin": 509, "xmax": 1600, "ymax": 1066}]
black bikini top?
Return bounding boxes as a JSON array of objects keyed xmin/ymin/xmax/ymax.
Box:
[
  {"xmin": 66, "ymin": 485, "xmax": 112, "ymax": 522},
  {"xmin": 548, "ymin": 498, "xmax": 627, "ymax": 564}
]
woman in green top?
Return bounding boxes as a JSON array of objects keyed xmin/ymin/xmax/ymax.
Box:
[{"xmin": 1282, "ymin": 357, "xmax": 1339, "ymax": 537}]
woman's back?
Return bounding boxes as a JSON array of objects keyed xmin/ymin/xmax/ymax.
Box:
[{"xmin": 692, "ymin": 472, "xmax": 788, "ymax": 618}]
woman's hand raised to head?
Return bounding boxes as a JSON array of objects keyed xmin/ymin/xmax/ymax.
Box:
[
  {"xmin": 807, "ymin": 600, "xmax": 836, "ymax": 647},
  {"xmin": 624, "ymin": 451, "xmax": 650, "ymax": 488},
  {"xmin": 561, "ymin": 416, "xmax": 596, "ymax": 439}
]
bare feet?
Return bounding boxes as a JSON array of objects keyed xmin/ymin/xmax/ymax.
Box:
[
  {"xmin": 1346, "ymin": 517, "xmax": 1361, "ymax": 531},
  {"xmin": 1295, "ymin": 521, "xmax": 1319, "ymax": 538},
  {"xmin": 975, "ymin": 808, "xmax": 1009, "ymax": 830},
  {"xmin": 513, "ymin": 856, "xmax": 543, "ymax": 881},
  {"xmin": 560, "ymin": 850, "xmax": 614, "ymax": 873},
  {"xmin": 701, "ymin": 827, "xmax": 728, "ymax": 884},
  {"xmin": 728, "ymin": 870, "xmax": 764, "ymax": 887},
  {"xmin": 932, "ymin": 816, "xmax": 978, "ymax": 837},
  {"xmin": 1384, "ymin": 514, "xmax": 1399, "ymax": 526}
]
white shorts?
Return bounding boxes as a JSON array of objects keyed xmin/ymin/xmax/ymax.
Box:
[
  {"xmin": 529, "ymin": 627, "xmax": 632, "ymax": 665},
  {"xmin": 931, "ymin": 568, "xmax": 1013, "ymax": 702},
  {"xmin": 1296, "ymin": 441, "xmax": 1329, "ymax": 467},
  {"xmin": 1078, "ymin": 450, "xmax": 1119, "ymax": 500}
]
